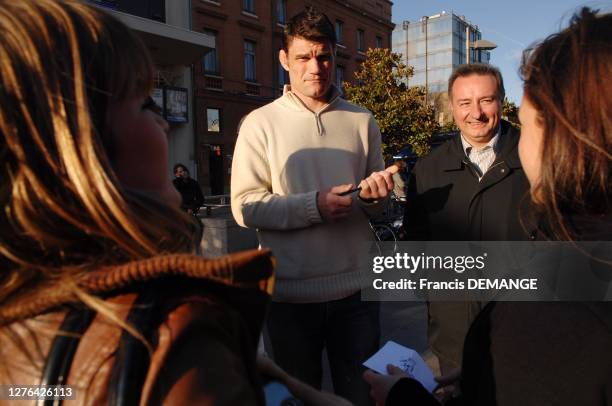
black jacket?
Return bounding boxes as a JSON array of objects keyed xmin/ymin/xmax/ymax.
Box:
[
  {"xmin": 386, "ymin": 215, "xmax": 612, "ymax": 406},
  {"xmin": 403, "ymin": 121, "xmax": 533, "ymax": 241},
  {"xmin": 386, "ymin": 303, "xmax": 612, "ymax": 406},
  {"xmin": 173, "ymin": 177, "xmax": 205, "ymax": 211}
]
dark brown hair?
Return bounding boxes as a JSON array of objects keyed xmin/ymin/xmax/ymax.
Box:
[
  {"xmin": 448, "ymin": 63, "xmax": 505, "ymax": 101},
  {"xmin": 173, "ymin": 163, "xmax": 189, "ymax": 175},
  {"xmin": 520, "ymin": 7, "xmax": 612, "ymax": 239},
  {"xmin": 282, "ymin": 7, "xmax": 336, "ymax": 50}
]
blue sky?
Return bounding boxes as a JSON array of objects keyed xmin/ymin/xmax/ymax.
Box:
[{"xmin": 392, "ymin": 0, "xmax": 612, "ymax": 104}]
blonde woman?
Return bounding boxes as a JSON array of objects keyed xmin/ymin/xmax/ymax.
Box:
[{"xmin": 0, "ymin": 1, "xmax": 275, "ymax": 404}]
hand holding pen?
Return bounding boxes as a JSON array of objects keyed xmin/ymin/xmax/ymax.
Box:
[
  {"xmin": 317, "ymin": 164, "xmax": 399, "ymax": 222},
  {"xmin": 339, "ymin": 164, "xmax": 399, "ymax": 200}
]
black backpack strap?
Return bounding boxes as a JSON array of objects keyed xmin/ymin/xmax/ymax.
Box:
[
  {"xmin": 108, "ymin": 285, "xmax": 162, "ymax": 406},
  {"xmin": 39, "ymin": 307, "xmax": 95, "ymax": 406},
  {"xmin": 39, "ymin": 286, "xmax": 161, "ymax": 406}
]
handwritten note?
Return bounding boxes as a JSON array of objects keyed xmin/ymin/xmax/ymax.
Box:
[{"xmin": 363, "ymin": 341, "xmax": 437, "ymax": 393}]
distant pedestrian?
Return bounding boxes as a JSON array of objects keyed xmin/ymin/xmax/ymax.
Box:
[{"xmin": 173, "ymin": 163, "xmax": 204, "ymax": 214}]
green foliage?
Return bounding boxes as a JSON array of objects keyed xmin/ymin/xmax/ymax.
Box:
[
  {"xmin": 502, "ymin": 97, "xmax": 520, "ymax": 127},
  {"xmin": 440, "ymin": 120, "xmax": 459, "ymax": 133},
  {"xmin": 343, "ymin": 48, "xmax": 439, "ymax": 159}
]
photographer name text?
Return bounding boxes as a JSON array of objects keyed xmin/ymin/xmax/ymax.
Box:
[
  {"xmin": 371, "ymin": 253, "xmax": 538, "ymax": 291},
  {"xmin": 372, "ymin": 278, "xmax": 538, "ymax": 291}
]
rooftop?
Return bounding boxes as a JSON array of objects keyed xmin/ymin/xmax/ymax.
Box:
[{"xmin": 397, "ymin": 10, "xmax": 480, "ymax": 32}]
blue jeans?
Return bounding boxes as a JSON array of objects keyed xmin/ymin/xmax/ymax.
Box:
[{"xmin": 266, "ymin": 292, "xmax": 380, "ymax": 406}]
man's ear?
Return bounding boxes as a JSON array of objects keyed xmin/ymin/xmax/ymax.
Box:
[{"xmin": 279, "ymin": 49, "xmax": 289, "ymax": 71}]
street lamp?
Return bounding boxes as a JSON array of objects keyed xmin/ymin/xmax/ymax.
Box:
[
  {"xmin": 421, "ymin": 16, "xmax": 429, "ymax": 104},
  {"xmin": 470, "ymin": 39, "xmax": 497, "ymax": 63}
]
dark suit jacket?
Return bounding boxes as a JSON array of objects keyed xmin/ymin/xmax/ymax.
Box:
[
  {"xmin": 173, "ymin": 177, "xmax": 205, "ymax": 211},
  {"xmin": 403, "ymin": 120, "xmax": 533, "ymax": 241}
]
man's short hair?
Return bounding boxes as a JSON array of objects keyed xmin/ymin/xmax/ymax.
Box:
[
  {"xmin": 282, "ymin": 7, "xmax": 336, "ymax": 50},
  {"xmin": 448, "ymin": 63, "xmax": 505, "ymax": 101},
  {"xmin": 173, "ymin": 163, "xmax": 188, "ymax": 174}
]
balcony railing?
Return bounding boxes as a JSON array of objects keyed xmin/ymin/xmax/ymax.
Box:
[
  {"xmin": 205, "ymin": 75, "xmax": 223, "ymax": 90},
  {"xmin": 245, "ymin": 82, "xmax": 260, "ymax": 95}
]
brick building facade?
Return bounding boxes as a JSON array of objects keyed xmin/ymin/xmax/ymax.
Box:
[{"xmin": 192, "ymin": 0, "xmax": 394, "ymax": 194}]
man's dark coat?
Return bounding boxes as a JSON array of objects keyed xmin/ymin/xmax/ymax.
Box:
[
  {"xmin": 403, "ymin": 120, "xmax": 532, "ymax": 241},
  {"xmin": 402, "ymin": 120, "xmax": 534, "ymax": 371}
]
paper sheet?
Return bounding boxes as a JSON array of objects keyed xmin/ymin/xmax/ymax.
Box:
[{"xmin": 363, "ymin": 341, "xmax": 437, "ymax": 393}]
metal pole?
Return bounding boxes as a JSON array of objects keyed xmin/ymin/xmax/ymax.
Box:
[
  {"xmin": 465, "ymin": 24, "xmax": 470, "ymax": 63},
  {"xmin": 422, "ymin": 16, "xmax": 429, "ymax": 104}
]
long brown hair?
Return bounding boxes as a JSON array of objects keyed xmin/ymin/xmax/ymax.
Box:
[
  {"xmin": 0, "ymin": 1, "xmax": 196, "ymax": 304},
  {"xmin": 520, "ymin": 7, "xmax": 612, "ymax": 239}
]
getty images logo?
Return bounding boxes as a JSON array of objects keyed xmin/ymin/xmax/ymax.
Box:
[{"xmin": 372, "ymin": 252, "xmax": 488, "ymax": 274}]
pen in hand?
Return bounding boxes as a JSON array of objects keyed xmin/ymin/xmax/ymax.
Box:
[
  {"xmin": 336, "ymin": 164, "xmax": 400, "ymax": 197},
  {"xmin": 337, "ymin": 186, "xmax": 362, "ymax": 196}
]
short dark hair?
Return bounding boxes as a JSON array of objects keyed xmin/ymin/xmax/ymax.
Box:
[
  {"xmin": 282, "ymin": 7, "xmax": 336, "ymax": 50},
  {"xmin": 448, "ymin": 63, "xmax": 505, "ymax": 101},
  {"xmin": 173, "ymin": 163, "xmax": 188, "ymax": 174}
]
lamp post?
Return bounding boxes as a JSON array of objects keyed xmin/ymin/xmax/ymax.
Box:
[
  {"xmin": 470, "ymin": 39, "xmax": 497, "ymax": 63},
  {"xmin": 421, "ymin": 16, "xmax": 429, "ymax": 104}
]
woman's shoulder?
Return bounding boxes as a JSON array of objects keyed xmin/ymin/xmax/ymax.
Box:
[
  {"xmin": 2, "ymin": 287, "xmax": 264, "ymax": 404},
  {"xmin": 0, "ymin": 250, "xmax": 274, "ymax": 405},
  {"xmin": 491, "ymin": 301, "xmax": 612, "ymax": 334},
  {"xmin": 487, "ymin": 302, "xmax": 612, "ymax": 405}
]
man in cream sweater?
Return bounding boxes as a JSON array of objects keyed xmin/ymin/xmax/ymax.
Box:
[{"xmin": 231, "ymin": 8, "xmax": 393, "ymax": 405}]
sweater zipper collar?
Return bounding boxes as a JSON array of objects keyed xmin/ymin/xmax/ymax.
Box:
[
  {"xmin": 284, "ymin": 85, "xmax": 342, "ymax": 136},
  {"xmin": 312, "ymin": 93, "xmax": 340, "ymax": 136}
]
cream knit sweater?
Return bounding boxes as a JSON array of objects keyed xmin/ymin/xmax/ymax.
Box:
[{"xmin": 231, "ymin": 86, "xmax": 385, "ymax": 303}]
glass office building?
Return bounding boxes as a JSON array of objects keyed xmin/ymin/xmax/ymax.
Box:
[{"xmin": 392, "ymin": 11, "xmax": 490, "ymax": 94}]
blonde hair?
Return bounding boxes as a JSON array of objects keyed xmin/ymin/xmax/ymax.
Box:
[{"xmin": 0, "ymin": 1, "xmax": 196, "ymax": 305}]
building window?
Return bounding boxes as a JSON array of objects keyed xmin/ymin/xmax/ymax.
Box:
[
  {"xmin": 376, "ymin": 35, "xmax": 383, "ymax": 48},
  {"xmin": 276, "ymin": 0, "xmax": 286, "ymax": 24},
  {"xmin": 243, "ymin": 0, "xmax": 255, "ymax": 13},
  {"xmin": 244, "ymin": 40, "xmax": 257, "ymax": 82},
  {"xmin": 202, "ymin": 30, "xmax": 218, "ymax": 74},
  {"xmin": 335, "ymin": 65, "xmax": 345, "ymax": 90},
  {"xmin": 357, "ymin": 29, "xmax": 365, "ymax": 51},
  {"xmin": 207, "ymin": 108, "xmax": 221, "ymax": 132},
  {"xmin": 335, "ymin": 20, "xmax": 343, "ymax": 44}
]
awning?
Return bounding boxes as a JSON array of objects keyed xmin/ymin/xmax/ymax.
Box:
[{"xmin": 107, "ymin": 10, "xmax": 214, "ymax": 66}]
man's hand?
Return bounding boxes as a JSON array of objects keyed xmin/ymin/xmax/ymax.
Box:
[
  {"xmin": 363, "ymin": 364, "xmax": 408, "ymax": 406},
  {"xmin": 358, "ymin": 165, "xmax": 399, "ymax": 202},
  {"xmin": 433, "ymin": 367, "xmax": 461, "ymax": 402},
  {"xmin": 317, "ymin": 184, "xmax": 354, "ymax": 222}
]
